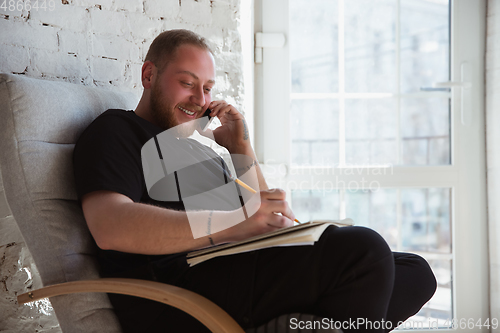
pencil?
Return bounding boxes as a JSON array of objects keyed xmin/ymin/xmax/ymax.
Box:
[{"xmin": 234, "ymin": 178, "xmax": 302, "ymax": 224}]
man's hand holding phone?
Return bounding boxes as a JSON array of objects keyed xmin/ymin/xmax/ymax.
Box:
[
  {"xmin": 203, "ymin": 100, "xmax": 252, "ymax": 155},
  {"xmin": 198, "ymin": 108, "xmax": 214, "ymax": 132}
]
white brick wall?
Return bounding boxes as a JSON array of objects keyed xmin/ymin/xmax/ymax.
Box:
[
  {"xmin": 90, "ymin": 8, "xmax": 128, "ymax": 35},
  {"xmin": 1, "ymin": 20, "xmax": 59, "ymax": 51},
  {"xmin": 144, "ymin": 0, "xmax": 180, "ymax": 19},
  {"xmin": 0, "ymin": 44, "xmax": 30, "ymax": 73},
  {"xmin": 0, "ymin": 0, "xmax": 245, "ymax": 99},
  {"xmin": 180, "ymin": 0, "xmax": 212, "ymax": 25},
  {"xmin": 0, "ymin": 0, "xmax": 245, "ymax": 331},
  {"xmin": 30, "ymin": 4, "xmax": 89, "ymax": 30}
]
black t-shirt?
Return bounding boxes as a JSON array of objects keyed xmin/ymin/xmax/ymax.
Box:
[{"xmin": 73, "ymin": 109, "xmax": 229, "ymax": 276}]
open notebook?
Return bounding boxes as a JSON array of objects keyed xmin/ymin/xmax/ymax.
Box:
[{"xmin": 186, "ymin": 218, "xmax": 354, "ymax": 266}]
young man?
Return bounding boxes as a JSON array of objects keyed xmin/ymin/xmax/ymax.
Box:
[{"xmin": 74, "ymin": 29, "xmax": 437, "ymax": 332}]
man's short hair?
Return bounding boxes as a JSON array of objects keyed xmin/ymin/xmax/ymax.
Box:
[{"xmin": 145, "ymin": 29, "xmax": 213, "ymax": 73}]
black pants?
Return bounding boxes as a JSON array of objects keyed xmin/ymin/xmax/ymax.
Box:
[{"xmin": 108, "ymin": 226, "xmax": 437, "ymax": 332}]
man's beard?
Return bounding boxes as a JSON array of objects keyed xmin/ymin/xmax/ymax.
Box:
[
  {"xmin": 150, "ymin": 78, "xmax": 178, "ymax": 131},
  {"xmin": 149, "ymin": 79, "xmax": 197, "ymax": 137}
]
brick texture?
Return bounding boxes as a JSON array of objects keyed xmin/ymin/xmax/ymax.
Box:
[{"xmin": 0, "ymin": 0, "xmax": 245, "ymax": 331}]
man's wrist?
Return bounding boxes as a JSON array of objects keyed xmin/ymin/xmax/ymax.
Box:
[
  {"xmin": 229, "ymin": 142, "xmax": 255, "ymax": 159},
  {"xmin": 234, "ymin": 159, "xmax": 258, "ymax": 173}
]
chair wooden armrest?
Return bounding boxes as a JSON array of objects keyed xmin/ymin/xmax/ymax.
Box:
[{"xmin": 17, "ymin": 278, "xmax": 245, "ymax": 333}]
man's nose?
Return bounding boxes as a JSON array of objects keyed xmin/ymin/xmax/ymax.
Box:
[{"xmin": 190, "ymin": 86, "xmax": 205, "ymax": 107}]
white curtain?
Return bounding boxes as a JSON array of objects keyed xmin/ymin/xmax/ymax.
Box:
[{"xmin": 486, "ymin": 0, "xmax": 500, "ymax": 327}]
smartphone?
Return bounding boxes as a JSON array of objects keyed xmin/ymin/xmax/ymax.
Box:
[{"xmin": 199, "ymin": 108, "xmax": 214, "ymax": 132}]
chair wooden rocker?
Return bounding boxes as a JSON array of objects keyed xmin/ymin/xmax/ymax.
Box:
[{"xmin": 0, "ymin": 73, "xmax": 341, "ymax": 333}]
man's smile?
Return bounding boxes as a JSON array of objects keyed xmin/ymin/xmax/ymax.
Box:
[{"xmin": 178, "ymin": 105, "xmax": 198, "ymax": 117}]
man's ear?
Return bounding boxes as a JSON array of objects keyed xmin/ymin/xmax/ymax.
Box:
[{"xmin": 142, "ymin": 61, "xmax": 155, "ymax": 89}]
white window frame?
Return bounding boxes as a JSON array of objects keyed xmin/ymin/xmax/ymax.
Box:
[{"xmin": 253, "ymin": 0, "xmax": 488, "ymax": 331}]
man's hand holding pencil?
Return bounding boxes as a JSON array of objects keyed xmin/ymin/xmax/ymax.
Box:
[
  {"xmin": 197, "ymin": 100, "xmax": 299, "ymax": 242},
  {"xmin": 223, "ymin": 188, "xmax": 298, "ymax": 243},
  {"xmin": 234, "ymin": 178, "xmax": 302, "ymax": 224}
]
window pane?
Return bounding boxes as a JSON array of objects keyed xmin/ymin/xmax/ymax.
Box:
[
  {"xmin": 291, "ymin": 99, "xmax": 339, "ymax": 166},
  {"xmin": 346, "ymin": 189, "xmax": 398, "ymax": 249},
  {"xmin": 345, "ymin": 98, "xmax": 398, "ymax": 165},
  {"xmin": 401, "ymin": 98, "xmax": 450, "ymax": 165},
  {"xmin": 345, "ymin": 188, "xmax": 451, "ymax": 254},
  {"xmin": 290, "ymin": 0, "xmax": 339, "ymax": 93},
  {"xmin": 345, "ymin": 0, "xmax": 397, "ymax": 93},
  {"xmin": 404, "ymin": 259, "xmax": 453, "ymax": 329},
  {"xmin": 344, "ymin": 187, "xmax": 452, "ymax": 328},
  {"xmin": 400, "ymin": 0, "xmax": 450, "ymax": 93},
  {"xmin": 401, "ymin": 188, "xmax": 451, "ymax": 253},
  {"xmin": 291, "ymin": 190, "xmax": 340, "ymax": 222},
  {"xmin": 289, "ymin": 0, "xmax": 451, "ymax": 167}
]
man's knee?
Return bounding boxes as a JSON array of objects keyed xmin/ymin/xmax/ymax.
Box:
[
  {"xmin": 394, "ymin": 252, "xmax": 437, "ymax": 313},
  {"xmin": 343, "ymin": 226, "xmax": 391, "ymax": 259},
  {"xmin": 322, "ymin": 226, "xmax": 394, "ymax": 268},
  {"xmin": 407, "ymin": 254, "xmax": 437, "ymax": 302}
]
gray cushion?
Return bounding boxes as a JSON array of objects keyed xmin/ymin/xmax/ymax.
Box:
[{"xmin": 0, "ymin": 73, "xmax": 138, "ymax": 333}]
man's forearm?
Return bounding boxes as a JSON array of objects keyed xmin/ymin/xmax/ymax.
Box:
[
  {"xmin": 83, "ymin": 193, "xmax": 235, "ymax": 255},
  {"xmin": 230, "ymin": 146, "xmax": 268, "ymax": 191}
]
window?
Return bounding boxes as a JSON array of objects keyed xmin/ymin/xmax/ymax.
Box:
[{"xmin": 255, "ymin": 0, "xmax": 487, "ymax": 330}]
